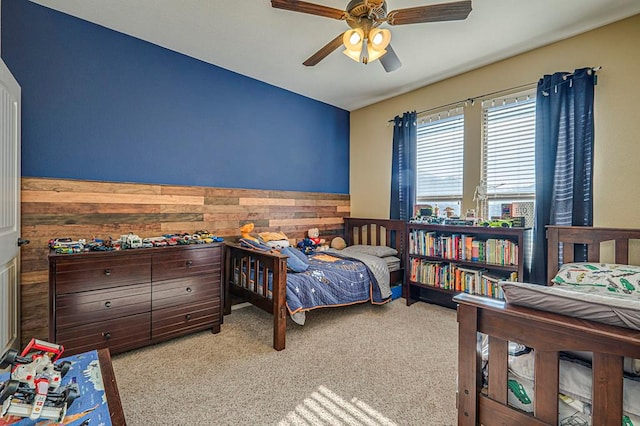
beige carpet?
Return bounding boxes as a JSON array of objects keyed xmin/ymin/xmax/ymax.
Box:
[{"xmin": 112, "ymin": 299, "xmax": 458, "ymax": 425}]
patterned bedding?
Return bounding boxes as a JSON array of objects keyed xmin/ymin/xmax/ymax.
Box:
[
  {"xmin": 500, "ymin": 262, "xmax": 640, "ymax": 330},
  {"xmin": 287, "ymin": 251, "xmax": 390, "ymax": 317}
]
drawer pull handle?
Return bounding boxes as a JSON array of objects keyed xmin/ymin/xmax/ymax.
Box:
[
  {"xmin": 102, "ymin": 332, "xmax": 111, "ymax": 340},
  {"xmin": 185, "ymin": 314, "xmax": 192, "ymax": 321},
  {"xmin": 104, "ymin": 269, "xmax": 111, "ymax": 276},
  {"xmin": 186, "ymin": 260, "xmax": 193, "ymax": 267},
  {"xmin": 105, "ymin": 301, "xmax": 112, "ymax": 308},
  {"xmin": 186, "ymin": 287, "xmax": 192, "ymax": 293}
]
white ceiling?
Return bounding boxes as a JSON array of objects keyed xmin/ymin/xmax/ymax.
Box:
[{"xmin": 30, "ymin": 0, "xmax": 640, "ymax": 111}]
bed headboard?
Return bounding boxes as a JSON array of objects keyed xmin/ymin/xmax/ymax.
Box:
[
  {"xmin": 343, "ymin": 217, "xmax": 405, "ymax": 256},
  {"xmin": 547, "ymin": 225, "xmax": 640, "ymax": 283}
]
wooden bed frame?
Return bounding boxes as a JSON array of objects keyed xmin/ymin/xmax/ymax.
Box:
[
  {"xmin": 455, "ymin": 225, "xmax": 640, "ymax": 425},
  {"xmin": 223, "ymin": 217, "xmax": 406, "ymax": 350}
]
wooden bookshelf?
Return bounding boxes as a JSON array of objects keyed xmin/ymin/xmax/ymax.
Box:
[{"xmin": 404, "ymin": 224, "xmax": 529, "ymax": 307}]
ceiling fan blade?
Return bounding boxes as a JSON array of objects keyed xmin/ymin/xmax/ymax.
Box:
[
  {"xmin": 271, "ymin": 0, "xmax": 347, "ymax": 20},
  {"xmin": 380, "ymin": 44, "xmax": 402, "ymax": 72},
  {"xmin": 387, "ymin": 0, "xmax": 472, "ymax": 25},
  {"xmin": 303, "ymin": 33, "xmax": 344, "ymax": 66}
]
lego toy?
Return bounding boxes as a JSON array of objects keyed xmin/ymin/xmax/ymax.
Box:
[
  {"xmin": 0, "ymin": 339, "xmax": 79, "ymax": 423},
  {"xmin": 194, "ymin": 230, "xmax": 224, "ymax": 243},
  {"xmin": 48, "ymin": 238, "xmax": 85, "ymax": 254},
  {"xmin": 120, "ymin": 233, "xmax": 143, "ymax": 249},
  {"xmin": 480, "ymin": 219, "xmax": 513, "ymax": 228}
]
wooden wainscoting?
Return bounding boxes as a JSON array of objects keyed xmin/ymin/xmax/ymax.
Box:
[{"xmin": 20, "ymin": 177, "xmax": 350, "ymax": 345}]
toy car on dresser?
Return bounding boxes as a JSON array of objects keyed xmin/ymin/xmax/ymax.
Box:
[{"xmin": 0, "ymin": 339, "xmax": 79, "ymax": 423}]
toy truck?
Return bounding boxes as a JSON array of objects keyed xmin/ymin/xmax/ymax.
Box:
[{"xmin": 120, "ymin": 233, "xmax": 143, "ymax": 249}]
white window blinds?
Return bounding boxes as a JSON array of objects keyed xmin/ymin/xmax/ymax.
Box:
[
  {"xmin": 416, "ymin": 108, "xmax": 464, "ymax": 201},
  {"xmin": 482, "ymin": 93, "xmax": 536, "ymax": 199}
]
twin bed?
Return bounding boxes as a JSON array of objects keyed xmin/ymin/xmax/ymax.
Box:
[
  {"xmin": 457, "ymin": 225, "xmax": 640, "ymax": 425},
  {"xmin": 223, "ymin": 217, "xmax": 405, "ymax": 350}
]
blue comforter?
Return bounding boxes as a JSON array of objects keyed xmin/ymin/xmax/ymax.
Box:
[
  {"xmin": 235, "ymin": 251, "xmax": 391, "ymax": 325},
  {"xmin": 285, "ymin": 252, "xmax": 389, "ymax": 315}
]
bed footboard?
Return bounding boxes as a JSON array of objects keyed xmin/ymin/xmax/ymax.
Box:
[
  {"xmin": 224, "ymin": 243, "xmax": 288, "ymax": 350},
  {"xmin": 455, "ymin": 293, "xmax": 640, "ymax": 425}
]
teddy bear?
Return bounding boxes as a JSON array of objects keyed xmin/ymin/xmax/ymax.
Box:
[
  {"xmin": 296, "ymin": 228, "xmax": 330, "ymax": 253},
  {"xmin": 308, "ymin": 228, "xmax": 330, "ymax": 251},
  {"xmin": 307, "ymin": 228, "xmax": 325, "ymax": 246}
]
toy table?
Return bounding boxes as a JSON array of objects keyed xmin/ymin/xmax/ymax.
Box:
[{"xmin": 0, "ymin": 348, "xmax": 125, "ymax": 425}]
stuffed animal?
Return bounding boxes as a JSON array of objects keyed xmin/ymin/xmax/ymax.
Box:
[
  {"xmin": 258, "ymin": 231, "xmax": 290, "ymax": 249},
  {"xmin": 239, "ymin": 223, "xmax": 258, "ymax": 242},
  {"xmin": 307, "ymin": 228, "xmax": 326, "ymax": 246},
  {"xmin": 331, "ymin": 237, "xmax": 346, "ymax": 250},
  {"xmin": 296, "ymin": 237, "xmax": 316, "ymax": 255}
]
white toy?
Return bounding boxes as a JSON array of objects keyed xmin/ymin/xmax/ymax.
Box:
[
  {"xmin": 0, "ymin": 339, "xmax": 79, "ymax": 422},
  {"xmin": 120, "ymin": 232, "xmax": 143, "ymax": 249}
]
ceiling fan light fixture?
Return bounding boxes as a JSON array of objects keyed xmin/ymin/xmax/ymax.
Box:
[
  {"xmin": 369, "ymin": 28, "xmax": 391, "ymax": 50},
  {"xmin": 343, "ymin": 28, "xmax": 364, "ymax": 50},
  {"xmin": 342, "ymin": 27, "xmax": 391, "ymax": 64},
  {"xmin": 342, "ymin": 28, "xmax": 367, "ymax": 63}
]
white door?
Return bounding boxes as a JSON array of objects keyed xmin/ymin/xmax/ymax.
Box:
[{"xmin": 0, "ymin": 58, "xmax": 21, "ymax": 356}]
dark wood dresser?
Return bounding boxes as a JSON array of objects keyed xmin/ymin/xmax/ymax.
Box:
[{"xmin": 49, "ymin": 243, "xmax": 223, "ymax": 356}]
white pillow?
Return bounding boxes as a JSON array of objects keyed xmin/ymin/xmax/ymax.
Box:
[{"xmin": 342, "ymin": 244, "xmax": 397, "ymax": 258}]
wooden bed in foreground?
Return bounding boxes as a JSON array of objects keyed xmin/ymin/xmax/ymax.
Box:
[
  {"xmin": 456, "ymin": 225, "xmax": 640, "ymax": 425},
  {"xmin": 223, "ymin": 217, "xmax": 406, "ymax": 350}
]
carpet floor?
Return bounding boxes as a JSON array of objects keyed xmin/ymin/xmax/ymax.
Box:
[{"xmin": 112, "ymin": 299, "xmax": 458, "ymax": 425}]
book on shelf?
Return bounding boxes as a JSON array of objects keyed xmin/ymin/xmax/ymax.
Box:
[
  {"xmin": 480, "ymin": 273, "xmax": 505, "ymax": 300},
  {"xmin": 410, "ymin": 258, "xmax": 517, "ymax": 300},
  {"xmin": 410, "ymin": 259, "xmax": 453, "ymax": 290},
  {"xmin": 409, "ymin": 229, "xmax": 519, "ymax": 266},
  {"xmin": 463, "ymin": 235, "xmax": 473, "ymax": 261},
  {"xmin": 452, "ymin": 265, "xmax": 483, "ymax": 295}
]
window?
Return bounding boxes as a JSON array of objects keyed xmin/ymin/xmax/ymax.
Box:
[
  {"xmin": 482, "ymin": 91, "xmax": 536, "ymax": 221},
  {"xmin": 415, "ymin": 107, "xmax": 464, "ymax": 216}
]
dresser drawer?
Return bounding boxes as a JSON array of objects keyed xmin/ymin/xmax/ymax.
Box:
[
  {"xmin": 56, "ymin": 313, "xmax": 151, "ymax": 356},
  {"xmin": 152, "ymin": 274, "xmax": 220, "ymax": 310},
  {"xmin": 54, "ymin": 256, "xmax": 151, "ymax": 293},
  {"xmin": 152, "ymin": 299, "xmax": 220, "ymax": 341},
  {"xmin": 55, "ymin": 282, "xmax": 151, "ymax": 328},
  {"xmin": 152, "ymin": 246, "xmax": 221, "ymax": 281}
]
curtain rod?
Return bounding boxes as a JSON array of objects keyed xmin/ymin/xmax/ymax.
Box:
[{"xmin": 387, "ymin": 66, "xmax": 601, "ymax": 123}]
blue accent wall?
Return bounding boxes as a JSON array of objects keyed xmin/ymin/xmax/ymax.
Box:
[{"xmin": 2, "ymin": 0, "xmax": 350, "ymax": 193}]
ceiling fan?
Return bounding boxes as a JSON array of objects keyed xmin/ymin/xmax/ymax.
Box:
[{"xmin": 271, "ymin": 0, "xmax": 472, "ymax": 72}]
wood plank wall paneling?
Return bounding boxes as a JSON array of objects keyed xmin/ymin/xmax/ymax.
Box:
[{"xmin": 20, "ymin": 177, "xmax": 350, "ymax": 345}]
